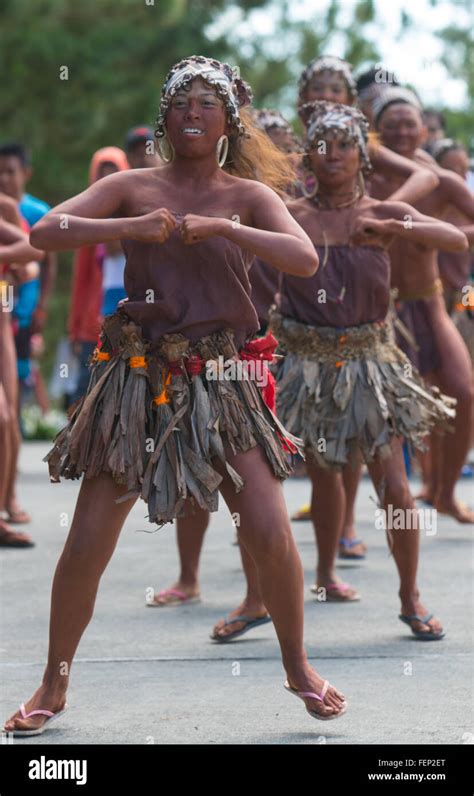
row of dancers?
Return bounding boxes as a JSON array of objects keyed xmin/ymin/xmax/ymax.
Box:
[{"xmin": 2, "ymin": 53, "xmax": 473, "ymax": 735}]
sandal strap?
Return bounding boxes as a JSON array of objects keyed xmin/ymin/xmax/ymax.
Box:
[
  {"xmin": 224, "ymin": 614, "xmax": 269, "ymax": 626},
  {"xmin": 157, "ymin": 588, "xmax": 188, "ymax": 600},
  {"xmin": 339, "ymin": 538, "xmax": 364, "ymax": 548},
  {"xmin": 288, "ymin": 679, "xmax": 330, "ymax": 702},
  {"xmin": 405, "ymin": 613, "xmax": 433, "ymax": 624},
  {"xmin": 327, "ymin": 582, "xmax": 350, "ymax": 591},
  {"xmin": 20, "ymin": 703, "xmax": 54, "ymax": 719}
]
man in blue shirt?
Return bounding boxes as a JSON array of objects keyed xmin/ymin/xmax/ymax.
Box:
[
  {"xmin": 0, "ymin": 142, "xmax": 57, "ymax": 527},
  {"xmin": 0, "ymin": 143, "xmax": 56, "ymax": 402}
]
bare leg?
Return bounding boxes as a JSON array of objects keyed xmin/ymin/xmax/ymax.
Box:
[
  {"xmin": 150, "ymin": 503, "xmax": 209, "ymax": 605},
  {"xmin": 214, "ymin": 444, "xmax": 346, "ymax": 717},
  {"xmin": 0, "ymin": 316, "xmax": 32, "ymax": 541},
  {"xmin": 211, "ymin": 537, "xmax": 268, "ymax": 639},
  {"xmin": 366, "ymin": 437, "xmax": 443, "ymax": 637},
  {"xmin": 339, "ymin": 460, "xmax": 366, "ymax": 557},
  {"xmin": 432, "ymin": 321, "xmax": 474, "ymax": 521},
  {"xmin": 304, "ymin": 459, "xmax": 358, "ymax": 600},
  {"xmin": 4, "ymin": 472, "xmax": 139, "ymax": 732}
]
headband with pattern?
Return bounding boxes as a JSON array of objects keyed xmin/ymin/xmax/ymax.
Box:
[
  {"xmin": 372, "ymin": 87, "xmax": 422, "ymax": 126},
  {"xmin": 298, "ymin": 56, "xmax": 357, "ymax": 102},
  {"xmin": 300, "ymin": 100, "xmax": 372, "ymax": 174},
  {"xmin": 249, "ymin": 108, "xmax": 303, "ymax": 152},
  {"xmin": 155, "ymin": 55, "xmax": 253, "ymax": 138}
]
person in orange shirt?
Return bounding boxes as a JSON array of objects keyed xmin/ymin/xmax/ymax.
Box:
[{"xmin": 68, "ymin": 147, "xmax": 129, "ymax": 406}]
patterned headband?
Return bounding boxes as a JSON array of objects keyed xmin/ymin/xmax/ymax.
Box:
[
  {"xmin": 372, "ymin": 87, "xmax": 422, "ymax": 126},
  {"xmin": 251, "ymin": 108, "xmax": 293, "ymax": 133},
  {"xmin": 155, "ymin": 55, "xmax": 253, "ymax": 138},
  {"xmin": 298, "ymin": 56, "xmax": 357, "ymax": 101},
  {"xmin": 300, "ymin": 100, "xmax": 372, "ymax": 174},
  {"xmin": 249, "ymin": 108, "xmax": 303, "ymax": 152}
]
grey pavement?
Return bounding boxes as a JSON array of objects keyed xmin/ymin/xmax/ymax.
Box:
[{"xmin": 1, "ymin": 441, "xmax": 473, "ymax": 744}]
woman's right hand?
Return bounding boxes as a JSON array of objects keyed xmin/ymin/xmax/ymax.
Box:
[{"xmin": 131, "ymin": 208, "xmax": 177, "ymax": 243}]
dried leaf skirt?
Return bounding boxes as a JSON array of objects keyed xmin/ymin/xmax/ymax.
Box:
[
  {"xmin": 269, "ymin": 309, "xmax": 456, "ymax": 470},
  {"xmin": 44, "ymin": 309, "xmax": 302, "ymax": 525}
]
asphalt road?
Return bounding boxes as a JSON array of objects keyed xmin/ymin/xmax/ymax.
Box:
[{"xmin": 1, "ymin": 442, "xmax": 472, "ymax": 745}]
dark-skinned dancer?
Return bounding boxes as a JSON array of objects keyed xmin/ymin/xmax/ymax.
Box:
[
  {"xmin": 4, "ymin": 56, "xmax": 352, "ymax": 736},
  {"xmin": 272, "ymin": 101, "xmax": 464, "ymax": 632},
  {"xmin": 371, "ymin": 88, "xmax": 474, "ymax": 522},
  {"xmin": 150, "ymin": 108, "xmax": 303, "ymax": 646},
  {"xmin": 291, "ymin": 56, "xmax": 439, "ymax": 557}
]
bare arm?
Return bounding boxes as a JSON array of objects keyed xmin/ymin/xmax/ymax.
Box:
[
  {"xmin": 30, "ymin": 171, "xmax": 177, "ymax": 250},
  {"xmin": 369, "ymin": 144, "xmax": 439, "ymax": 203},
  {"xmin": 0, "ymin": 193, "xmax": 23, "ymax": 227},
  {"xmin": 0, "ymin": 219, "xmax": 45, "ymax": 263},
  {"xmin": 438, "ymin": 170, "xmax": 474, "ymax": 220},
  {"xmin": 182, "ymin": 183, "xmax": 318, "ymax": 277},
  {"xmin": 377, "ymin": 201, "xmax": 468, "ymax": 252}
]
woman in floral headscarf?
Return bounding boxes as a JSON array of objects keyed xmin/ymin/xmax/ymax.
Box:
[{"xmin": 4, "ymin": 56, "xmax": 354, "ymax": 735}]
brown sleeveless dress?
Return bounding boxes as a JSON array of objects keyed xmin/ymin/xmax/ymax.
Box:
[
  {"xmin": 270, "ymin": 244, "xmax": 455, "ymax": 468},
  {"xmin": 44, "ymin": 228, "xmax": 301, "ymax": 525}
]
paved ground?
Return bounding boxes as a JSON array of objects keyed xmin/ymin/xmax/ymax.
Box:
[{"xmin": 1, "ymin": 442, "xmax": 473, "ymax": 744}]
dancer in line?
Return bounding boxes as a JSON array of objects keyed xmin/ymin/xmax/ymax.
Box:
[
  {"xmin": 150, "ymin": 108, "xmax": 300, "ymax": 643},
  {"xmin": 4, "ymin": 56, "xmax": 351, "ymax": 735},
  {"xmin": 372, "ymin": 88, "xmax": 474, "ymax": 521},
  {"xmin": 291, "ymin": 56, "xmax": 439, "ymax": 548},
  {"xmin": 271, "ymin": 101, "xmax": 464, "ymax": 624}
]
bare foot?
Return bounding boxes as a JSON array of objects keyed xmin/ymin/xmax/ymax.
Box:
[
  {"xmin": 212, "ymin": 601, "xmax": 269, "ymax": 640},
  {"xmin": 0, "ymin": 519, "xmax": 34, "ymax": 547},
  {"xmin": 435, "ymin": 498, "xmax": 474, "ymax": 523},
  {"xmin": 4, "ymin": 684, "xmax": 67, "ymax": 735},
  {"xmin": 400, "ymin": 595, "xmax": 444, "ymax": 638},
  {"xmin": 285, "ymin": 663, "xmax": 347, "ymax": 718},
  {"xmin": 149, "ymin": 580, "xmax": 200, "ymax": 606}
]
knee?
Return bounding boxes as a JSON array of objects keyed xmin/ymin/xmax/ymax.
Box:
[
  {"xmin": 61, "ymin": 532, "xmax": 109, "ymax": 578},
  {"xmin": 242, "ymin": 519, "xmax": 293, "ymax": 562},
  {"xmin": 384, "ymin": 477, "xmax": 413, "ymax": 510},
  {"xmin": 0, "ymin": 403, "xmax": 14, "ymax": 435}
]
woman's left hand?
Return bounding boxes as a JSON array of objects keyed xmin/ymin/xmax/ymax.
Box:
[{"xmin": 180, "ymin": 214, "xmax": 228, "ymax": 244}]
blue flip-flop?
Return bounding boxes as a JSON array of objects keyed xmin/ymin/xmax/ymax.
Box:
[
  {"xmin": 210, "ymin": 614, "xmax": 272, "ymax": 643},
  {"xmin": 399, "ymin": 613, "xmax": 445, "ymax": 641},
  {"xmin": 338, "ymin": 538, "xmax": 367, "ymax": 560}
]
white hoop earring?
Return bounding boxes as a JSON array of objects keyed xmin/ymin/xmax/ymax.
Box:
[
  {"xmin": 158, "ymin": 133, "xmax": 175, "ymax": 163},
  {"xmin": 216, "ymin": 135, "xmax": 229, "ymax": 168},
  {"xmin": 301, "ymin": 172, "xmax": 318, "ymax": 199}
]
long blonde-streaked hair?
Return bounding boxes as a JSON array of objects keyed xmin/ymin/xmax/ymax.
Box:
[{"xmin": 224, "ymin": 108, "xmax": 299, "ymax": 193}]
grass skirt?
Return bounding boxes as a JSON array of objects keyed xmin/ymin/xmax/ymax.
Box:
[
  {"xmin": 44, "ymin": 309, "xmax": 302, "ymax": 525},
  {"xmin": 269, "ymin": 309, "xmax": 456, "ymax": 470}
]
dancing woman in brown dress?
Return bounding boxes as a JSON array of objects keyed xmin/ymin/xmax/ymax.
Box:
[{"xmin": 4, "ymin": 56, "xmax": 352, "ymax": 735}]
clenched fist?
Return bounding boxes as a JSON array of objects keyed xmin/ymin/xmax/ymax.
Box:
[{"xmin": 132, "ymin": 208, "xmax": 177, "ymax": 244}]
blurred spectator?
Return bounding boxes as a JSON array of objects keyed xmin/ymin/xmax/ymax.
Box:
[{"xmin": 125, "ymin": 125, "xmax": 162, "ymax": 168}]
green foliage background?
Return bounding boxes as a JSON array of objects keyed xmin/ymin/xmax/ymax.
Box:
[{"xmin": 0, "ymin": 0, "xmax": 471, "ymax": 382}]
